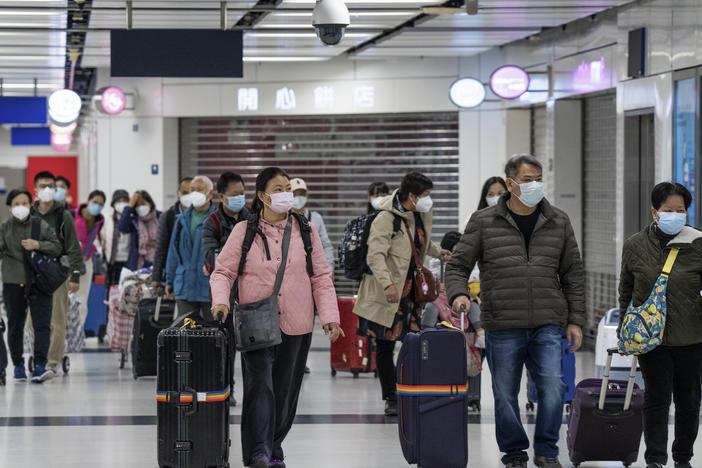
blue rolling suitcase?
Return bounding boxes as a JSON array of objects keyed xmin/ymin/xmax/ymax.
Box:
[
  {"xmin": 526, "ymin": 336, "xmax": 576, "ymax": 411},
  {"xmin": 396, "ymin": 320, "xmax": 468, "ymax": 468}
]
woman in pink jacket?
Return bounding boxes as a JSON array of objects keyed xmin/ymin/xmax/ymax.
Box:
[{"xmin": 211, "ymin": 167, "xmax": 342, "ymax": 468}]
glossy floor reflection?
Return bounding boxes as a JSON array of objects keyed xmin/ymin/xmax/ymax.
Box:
[{"xmin": 0, "ymin": 328, "xmax": 697, "ymax": 468}]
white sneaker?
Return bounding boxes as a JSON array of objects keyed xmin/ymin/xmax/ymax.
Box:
[{"xmin": 43, "ymin": 367, "xmax": 57, "ymax": 380}]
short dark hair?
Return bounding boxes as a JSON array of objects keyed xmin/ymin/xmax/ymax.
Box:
[
  {"xmin": 398, "ymin": 172, "xmax": 433, "ymax": 202},
  {"xmin": 88, "ymin": 190, "xmax": 107, "ymax": 204},
  {"xmin": 651, "ymin": 182, "xmax": 692, "ymax": 210},
  {"xmin": 34, "ymin": 171, "xmax": 56, "ymax": 185},
  {"xmin": 216, "ymin": 172, "xmax": 245, "ymax": 194},
  {"xmin": 6, "ymin": 189, "xmax": 32, "ymax": 206},
  {"xmin": 56, "ymin": 176, "xmax": 71, "ymax": 189},
  {"xmin": 504, "ymin": 154, "xmax": 543, "ymax": 179},
  {"xmin": 136, "ymin": 190, "xmax": 156, "ymax": 211},
  {"xmin": 251, "ymin": 167, "xmax": 290, "ymax": 214},
  {"xmin": 368, "ymin": 182, "xmax": 389, "ymax": 197},
  {"xmin": 478, "ymin": 176, "xmax": 508, "ymax": 210},
  {"xmin": 440, "ymin": 231, "xmax": 462, "ymax": 251}
]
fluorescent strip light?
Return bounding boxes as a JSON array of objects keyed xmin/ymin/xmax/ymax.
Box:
[
  {"xmin": 246, "ymin": 31, "xmax": 372, "ymax": 38},
  {"xmin": 0, "ymin": 55, "xmax": 62, "ymax": 60},
  {"xmin": 284, "ymin": 0, "xmax": 429, "ymax": 4},
  {"xmin": 0, "ymin": 22, "xmax": 54, "ymax": 27},
  {"xmin": 256, "ymin": 23, "xmax": 386, "ymax": 29},
  {"xmin": 270, "ymin": 11, "xmax": 417, "ymax": 17},
  {"xmin": 1, "ymin": 83, "xmax": 58, "ymax": 89},
  {"xmin": 243, "ymin": 56, "xmax": 331, "ymax": 62},
  {"xmin": 0, "ymin": 10, "xmax": 64, "ymax": 15}
]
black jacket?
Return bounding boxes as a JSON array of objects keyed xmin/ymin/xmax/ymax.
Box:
[
  {"xmin": 446, "ymin": 196, "xmax": 586, "ymax": 331},
  {"xmin": 202, "ymin": 204, "xmax": 250, "ymax": 271},
  {"xmin": 152, "ymin": 202, "xmax": 183, "ymax": 282}
]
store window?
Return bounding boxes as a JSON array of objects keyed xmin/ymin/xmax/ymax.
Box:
[{"xmin": 673, "ymin": 76, "xmax": 697, "ymax": 227}]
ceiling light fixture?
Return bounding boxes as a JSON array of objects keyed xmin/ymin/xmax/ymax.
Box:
[{"xmin": 243, "ymin": 56, "xmax": 331, "ymax": 62}]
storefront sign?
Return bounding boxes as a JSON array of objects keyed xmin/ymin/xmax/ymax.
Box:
[
  {"xmin": 449, "ymin": 78, "xmax": 486, "ymax": 108},
  {"xmin": 100, "ymin": 86, "xmax": 126, "ymax": 115},
  {"xmin": 490, "ymin": 66, "xmax": 530, "ymax": 99},
  {"xmin": 572, "ymin": 57, "xmax": 609, "ymax": 92}
]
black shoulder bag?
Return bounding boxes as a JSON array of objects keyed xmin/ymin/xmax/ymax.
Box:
[
  {"xmin": 24, "ymin": 217, "xmax": 69, "ymax": 296},
  {"xmin": 233, "ymin": 216, "xmax": 292, "ymax": 352}
]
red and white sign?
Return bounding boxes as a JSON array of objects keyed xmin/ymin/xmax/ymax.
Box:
[
  {"xmin": 51, "ymin": 132, "xmax": 72, "ymax": 153},
  {"xmin": 100, "ymin": 86, "xmax": 126, "ymax": 115}
]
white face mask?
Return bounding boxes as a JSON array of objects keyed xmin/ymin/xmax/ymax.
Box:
[
  {"xmin": 114, "ymin": 202, "xmax": 128, "ymax": 214},
  {"xmin": 414, "ymin": 195, "xmax": 433, "ymax": 213},
  {"xmin": 136, "ymin": 205, "xmax": 151, "ymax": 218},
  {"xmin": 370, "ymin": 196, "xmax": 384, "ymax": 210},
  {"xmin": 190, "ymin": 191, "xmax": 208, "ymax": 208},
  {"xmin": 37, "ymin": 187, "xmax": 56, "ymax": 203},
  {"xmin": 292, "ymin": 196, "xmax": 307, "ymax": 210},
  {"xmin": 11, "ymin": 205, "xmax": 30, "ymax": 221},
  {"xmin": 180, "ymin": 193, "xmax": 193, "ymax": 208},
  {"xmin": 486, "ymin": 195, "xmax": 501, "ymax": 207}
]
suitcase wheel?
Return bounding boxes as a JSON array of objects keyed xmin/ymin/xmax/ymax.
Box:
[
  {"xmin": 331, "ymin": 369, "xmax": 337, "ymax": 377},
  {"xmin": 352, "ymin": 369, "xmax": 360, "ymax": 379},
  {"xmin": 119, "ymin": 351, "xmax": 127, "ymax": 369},
  {"xmin": 526, "ymin": 401, "xmax": 535, "ymax": 412},
  {"xmin": 62, "ymin": 356, "xmax": 70, "ymax": 374},
  {"xmin": 374, "ymin": 369, "xmax": 378, "ymax": 378}
]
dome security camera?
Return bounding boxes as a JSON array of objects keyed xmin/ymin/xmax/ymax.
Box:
[{"xmin": 312, "ymin": 0, "xmax": 350, "ymax": 46}]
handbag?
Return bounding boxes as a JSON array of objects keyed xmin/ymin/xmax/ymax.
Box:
[
  {"xmin": 24, "ymin": 217, "xmax": 69, "ymax": 296},
  {"xmin": 233, "ymin": 216, "xmax": 292, "ymax": 353},
  {"xmin": 618, "ymin": 247, "xmax": 679, "ymax": 355},
  {"xmin": 402, "ymin": 219, "xmax": 439, "ymax": 304}
]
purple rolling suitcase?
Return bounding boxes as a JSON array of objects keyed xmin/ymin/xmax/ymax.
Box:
[
  {"xmin": 396, "ymin": 316, "xmax": 468, "ymax": 468},
  {"xmin": 567, "ymin": 348, "xmax": 644, "ymax": 467}
]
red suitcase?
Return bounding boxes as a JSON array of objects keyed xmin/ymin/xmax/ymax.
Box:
[{"xmin": 331, "ymin": 297, "xmax": 376, "ymax": 378}]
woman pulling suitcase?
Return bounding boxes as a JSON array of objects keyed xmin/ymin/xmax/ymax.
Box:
[
  {"xmin": 618, "ymin": 182, "xmax": 702, "ymax": 468},
  {"xmin": 210, "ymin": 167, "xmax": 342, "ymax": 468}
]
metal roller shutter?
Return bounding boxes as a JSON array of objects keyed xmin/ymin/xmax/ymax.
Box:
[
  {"xmin": 180, "ymin": 113, "xmax": 459, "ymax": 296},
  {"xmin": 583, "ymin": 93, "xmax": 617, "ymax": 342}
]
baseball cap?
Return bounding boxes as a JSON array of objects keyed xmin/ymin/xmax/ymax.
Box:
[{"xmin": 290, "ymin": 178, "xmax": 308, "ymax": 192}]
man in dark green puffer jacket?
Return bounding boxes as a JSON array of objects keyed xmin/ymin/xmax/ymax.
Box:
[{"xmin": 446, "ymin": 154, "xmax": 585, "ymax": 468}]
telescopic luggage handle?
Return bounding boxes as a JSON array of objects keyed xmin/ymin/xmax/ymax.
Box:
[
  {"xmin": 153, "ymin": 295, "xmax": 179, "ymax": 323},
  {"xmin": 598, "ymin": 347, "xmax": 638, "ymax": 412}
]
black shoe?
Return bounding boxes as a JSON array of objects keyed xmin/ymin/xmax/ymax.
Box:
[
  {"xmin": 269, "ymin": 459, "xmax": 286, "ymax": 468},
  {"xmin": 304, "ymin": 366, "xmax": 311, "ymax": 374},
  {"xmin": 504, "ymin": 460, "xmax": 527, "ymax": 468},
  {"xmin": 534, "ymin": 457, "xmax": 562, "ymax": 468},
  {"xmin": 384, "ymin": 399, "xmax": 398, "ymax": 417},
  {"xmin": 249, "ymin": 454, "xmax": 269, "ymax": 468}
]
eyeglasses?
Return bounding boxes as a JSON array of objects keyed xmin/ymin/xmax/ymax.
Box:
[{"xmin": 37, "ymin": 183, "xmax": 56, "ymax": 190}]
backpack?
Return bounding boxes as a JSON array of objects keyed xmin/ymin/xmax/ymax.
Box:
[
  {"xmin": 237, "ymin": 213, "xmax": 314, "ymax": 278},
  {"xmin": 25, "ymin": 217, "xmax": 70, "ymax": 295},
  {"xmin": 203, "ymin": 211, "xmax": 228, "ymax": 275},
  {"xmin": 339, "ymin": 211, "xmax": 401, "ymax": 281}
]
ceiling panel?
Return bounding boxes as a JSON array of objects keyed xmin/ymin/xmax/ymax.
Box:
[{"xmin": 0, "ymin": 1, "xmax": 66, "ymax": 92}]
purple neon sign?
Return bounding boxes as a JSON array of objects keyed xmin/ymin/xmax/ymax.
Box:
[{"xmin": 490, "ymin": 65, "xmax": 530, "ymax": 99}]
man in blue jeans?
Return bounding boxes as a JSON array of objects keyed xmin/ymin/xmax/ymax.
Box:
[{"xmin": 446, "ymin": 154, "xmax": 585, "ymax": 468}]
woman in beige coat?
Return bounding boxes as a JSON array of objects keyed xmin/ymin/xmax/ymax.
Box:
[{"xmin": 354, "ymin": 172, "xmax": 448, "ymax": 416}]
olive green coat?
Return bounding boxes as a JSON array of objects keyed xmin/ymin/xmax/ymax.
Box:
[
  {"xmin": 619, "ymin": 224, "xmax": 702, "ymax": 346},
  {"xmin": 0, "ymin": 215, "xmax": 62, "ymax": 285},
  {"xmin": 353, "ymin": 190, "xmax": 442, "ymax": 328}
]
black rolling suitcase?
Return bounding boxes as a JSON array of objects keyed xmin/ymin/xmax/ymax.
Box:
[
  {"xmin": 396, "ymin": 315, "xmax": 468, "ymax": 468},
  {"xmin": 132, "ymin": 296, "xmax": 177, "ymax": 379},
  {"xmin": 157, "ymin": 320, "xmax": 232, "ymax": 468}
]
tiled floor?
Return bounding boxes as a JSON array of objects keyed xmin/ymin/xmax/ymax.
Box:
[{"xmin": 0, "ymin": 328, "xmax": 698, "ymax": 468}]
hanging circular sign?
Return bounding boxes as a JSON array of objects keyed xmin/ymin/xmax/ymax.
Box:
[
  {"xmin": 490, "ymin": 65, "xmax": 530, "ymax": 99},
  {"xmin": 48, "ymin": 89, "xmax": 82, "ymax": 125},
  {"xmin": 51, "ymin": 132, "xmax": 72, "ymax": 153},
  {"xmin": 100, "ymin": 86, "xmax": 126, "ymax": 115},
  {"xmin": 448, "ymin": 77, "xmax": 486, "ymax": 108}
]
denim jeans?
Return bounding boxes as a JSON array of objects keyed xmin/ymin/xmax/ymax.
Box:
[{"xmin": 486, "ymin": 325, "xmax": 566, "ymax": 464}]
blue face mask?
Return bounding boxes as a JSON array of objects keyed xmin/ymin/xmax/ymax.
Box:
[
  {"xmin": 87, "ymin": 202, "xmax": 103, "ymax": 216},
  {"xmin": 657, "ymin": 212, "xmax": 686, "ymax": 235},
  {"xmin": 227, "ymin": 195, "xmax": 245, "ymax": 213},
  {"xmin": 512, "ymin": 180, "xmax": 544, "ymax": 208},
  {"xmin": 54, "ymin": 187, "xmax": 67, "ymax": 202}
]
